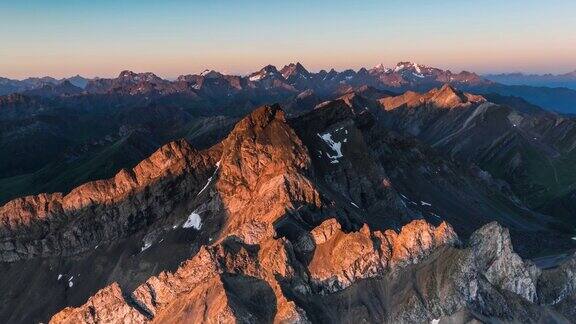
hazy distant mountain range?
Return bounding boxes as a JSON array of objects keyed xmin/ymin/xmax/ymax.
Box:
[
  {"xmin": 0, "ymin": 75, "xmax": 89, "ymax": 93},
  {"xmin": 485, "ymin": 71, "xmax": 576, "ymax": 90},
  {"xmin": 2, "ymin": 62, "xmax": 576, "ymax": 113}
]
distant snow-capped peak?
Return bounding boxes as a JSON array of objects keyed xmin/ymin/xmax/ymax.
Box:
[
  {"xmin": 393, "ymin": 62, "xmax": 426, "ymax": 73},
  {"xmin": 372, "ymin": 63, "xmax": 392, "ymax": 72},
  {"xmin": 248, "ymin": 65, "xmax": 280, "ymax": 81}
]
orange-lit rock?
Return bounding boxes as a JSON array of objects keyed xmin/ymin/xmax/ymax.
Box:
[
  {"xmin": 308, "ymin": 218, "xmax": 458, "ymax": 292},
  {"xmin": 51, "ymin": 283, "xmax": 148, "ymax": 324},
  {"xmin": 379, "ymin": 84, "xmax": 485, "ymax": 110}
]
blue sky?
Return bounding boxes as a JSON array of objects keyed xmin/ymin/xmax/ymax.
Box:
[{"xmin": 1, "ymin": 0, "xmax": 575, "ymax": 78}]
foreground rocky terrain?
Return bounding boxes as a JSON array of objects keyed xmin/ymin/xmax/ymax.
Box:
[{"xmin": 1, "ymin": 101, "xmax": 575, "ymax": 323}]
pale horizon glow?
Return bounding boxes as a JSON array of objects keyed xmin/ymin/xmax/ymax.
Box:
[{"xmin": 1, "ymin": 0, "xmax": 575, "ymax": 79}]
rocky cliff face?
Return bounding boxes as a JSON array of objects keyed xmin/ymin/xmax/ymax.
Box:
[
  {"xmin": 50, "ymin": 218, "xmax": 576, "ymax": 324},
  {"xmin": 287, "ymin": 221, "xmax": 576, "ymax": 323},
  {"xmin": 0, "ymin": 139, "xmax": 220, "ymax": 262},
  {"xmin": 379, "ymin": 84, "xmax": 485, "ymax": 110},
  {"xmin": 1, "ymin": 104, "xmax": 575, "ymax": 323},
  {"xmin": 307, "ymin": 219, "xmax": 458, "ymax": 292}
]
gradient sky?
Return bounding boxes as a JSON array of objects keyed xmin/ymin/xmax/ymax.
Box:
[{"xmin": 1, "ymin": 0, "xmax": 575, "ymax": 79}]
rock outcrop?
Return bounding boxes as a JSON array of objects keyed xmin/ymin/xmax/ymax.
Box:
[
  {"xmin": 0, "ymin": 139, "xmax": 220, "ymax": 261},
  {"xmin": 379, "ymin": 84, "xmax": 485, "ymax": 110},
  {"xmin": 308, "ymin": 219, "xmax": 458, "ymax": 292},
  {"xmin": 49, "ymin": 218, "xmax": 576, "ymax": 323},
  {"xmin": 215, "ymin": 104, "xmax": 321, "ymax": 245},
  {"xmin": 51, "ymin": 283, "xmax": 149, "ymax": 323},
  {"xmin": 287, "ymin": 221, "xmax": 576, "ymax": 323}
]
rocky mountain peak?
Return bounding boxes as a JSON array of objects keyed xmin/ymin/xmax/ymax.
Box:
[
  {"xmin": 373, "ymin": 63, "xmax": 389, "ymax": 71},
  {"xmin": 225, "ymin": 104, "xmax": 286, "ymax": 137},
  {"xmin": 118, "ymin": 70, "xmax": 162, "ymax": 83},
  {"xmin": 281, "ymin": 62, "xmax": 311, "ymax": 81},
  {"xmin": 380, "ymin": 84, "xmax": 486, "ymax": 110},
  {"xmin": 118, "ymin": 70, "xmax": 138, "ymax": 78},
  {"xmin": 199, "ymin": 69, "xmax": 223, "ymax": 79},
  {"xmin": 22, "ymin": 79, "xmax": 83, "ymax": 97},
  {"xmin": 393, "ymin": 61, "xmax": 424, "ymax": 73},
  {"xmin": 431, "ymin": 84, "xmax": 486, "ymax": 107},
  {"xmin": 248, "ymin": 65, "xmax": 281, "ymax": 81},
  {"xmin": 432, "ymin": 83, "xmax": 465, "ymax": 99},
  {"xmin": 213, "ymin": 104, "xmax": 316, "ymax": 244}
]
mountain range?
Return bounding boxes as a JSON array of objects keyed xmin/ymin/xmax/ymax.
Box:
[
  {"xmin": 1, "ymin": 62, "xmax": 576, "ymax": 323},
  {"xmin": 0, "ymin": 75, "xmax": 89, "ymax": 94},
  {"xmin": 485, "ymin": 71, "xmax": 576, "ymax": 90},
  {"xmin": 2, "ymin": 62, "xmax": 576, "ymax": 113}
]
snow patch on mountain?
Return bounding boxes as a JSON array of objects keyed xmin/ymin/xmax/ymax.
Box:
[
  {"xmin": 183, "ymin": 210, "xmax": 202, "ymax": 229},
  {"xmin": 318, "ymin": 132, "xmax": 344, "ymax": 163},
  {"xmin": 394, "ymin": 64, "xmax": 406, "ymax": 72},
  {"xmin": 249, "ymin": 74, "xmax": 262, "ymax": 81},
  {"xmin": 141, "ymin": 240, "xmax": 152, "ymax": 252},
  {"xmin": 414, "ymin": 64, "xmax": 422, "ymax": 74}
]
